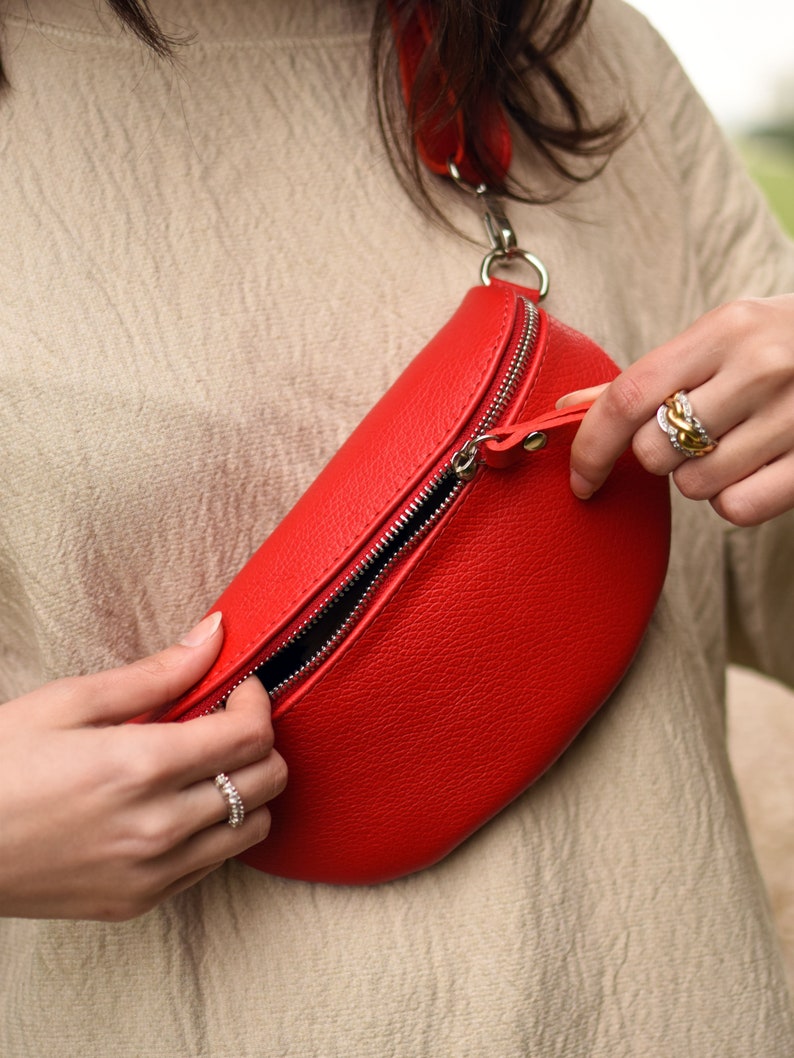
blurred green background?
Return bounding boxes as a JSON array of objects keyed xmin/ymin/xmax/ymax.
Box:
[
  {"xmin": 738, "ymin": 128, "xmax": 794, "ymax": 236},
  {"xmin": 625, "ymin": 1, "xmax": 794, "ymax": 240}
]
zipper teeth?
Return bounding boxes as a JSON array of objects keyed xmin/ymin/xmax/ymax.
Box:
[
  {"xmin": 198, "ymin": 472, "xmax": 461, "ymax": 714},
  {"xmin": 279, "ymin": 467, "xmax": 450, "ymax": 642},
  {"xmin": 200, "ymin": 296, "xmax": 538, "ymax": 714},
  {"xmin": 268, "ymin": 474, "xmax": 463, "ymax": 699},
  {"xmin": 472, "ymin": 297, "xmax": 537, "ymax": 437}
]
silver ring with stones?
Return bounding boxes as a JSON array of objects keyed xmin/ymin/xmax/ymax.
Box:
[{"xmin": 214, "ymin": 773, "xmax": 245, "ymax": 828}]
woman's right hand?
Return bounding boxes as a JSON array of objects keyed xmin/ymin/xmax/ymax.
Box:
[{"xmin": 0, "ymin": 612, "xmax": 287, "ymax": 922}]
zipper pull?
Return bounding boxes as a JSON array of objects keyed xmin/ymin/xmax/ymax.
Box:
[
  {"xmin": 451, "ymin": 433, "xmax": 500, "ymax": 481},
  {"xmin": 451, "ymin": 403, "xmax": 591, "ymax": 481},
  {"xmin": 480, "ymin": 402, "xmax": 592, "ymax": 469}
]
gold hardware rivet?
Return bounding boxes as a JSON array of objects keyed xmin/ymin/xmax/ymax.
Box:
[{"xmin": 523, "ymin": 431, "xmax": 548, "ymax": 452}]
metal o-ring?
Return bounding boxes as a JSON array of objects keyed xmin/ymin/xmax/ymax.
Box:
[{"xmin": 480, "ymin": 248, "xmax": 550, "ymax": 299}]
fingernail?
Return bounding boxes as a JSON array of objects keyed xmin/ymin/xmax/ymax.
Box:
[
  {"xmin": 180, "ymin": 612, "xmax": 223, "ymax": 647},
  {"xmin": 555, "ymin": 394, "xmax": 572, "ymax": 409},
  {"xmin": 570, "ymin": 470, "xmax": 595, "ymax": 499}
]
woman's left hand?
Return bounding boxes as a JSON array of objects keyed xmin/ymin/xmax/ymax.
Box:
[{"xmin": 556, "ymin": 295, "xmax": 794, "ymax": 527}]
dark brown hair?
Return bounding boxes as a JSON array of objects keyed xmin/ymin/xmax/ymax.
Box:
[
  {"xmin": 376, "ymin": 0, "xmax": 625, "ymax": 209},
  {"xmin": 0, "ymin": 0, "xmax": 625, "ymax": 207}
]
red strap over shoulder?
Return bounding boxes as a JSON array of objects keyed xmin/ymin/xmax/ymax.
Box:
[{"xmin": 389, "ymin": 1, "xmax": 512, "ymax": 186}]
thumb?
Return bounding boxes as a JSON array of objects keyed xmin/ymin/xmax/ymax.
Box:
[{"xmin": 63, "ymin": 612, "xmax": 225, "ymax": 726}]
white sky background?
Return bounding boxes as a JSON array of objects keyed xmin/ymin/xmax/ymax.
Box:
[{"xmin": 628, "ymin": 0, "xmax": 794, "ymax": 128}]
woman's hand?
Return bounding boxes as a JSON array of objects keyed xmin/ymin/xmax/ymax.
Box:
[
  {"xmin": 0, "ymin": 613, "xmax": 287, "ymax": 922},
  {"xmin": 557, "ymin": 295, "xmax": 794, "ymax": 527}
]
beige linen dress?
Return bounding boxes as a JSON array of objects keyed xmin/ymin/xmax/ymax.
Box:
[{"xmin": 0, "ymin": 0, "xmax": 793, "ymax": 1054}]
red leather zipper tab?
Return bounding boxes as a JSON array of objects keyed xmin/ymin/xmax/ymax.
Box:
[{"xmin": 480, "ymin": 402, "xmax": 593, "ymax": 469}]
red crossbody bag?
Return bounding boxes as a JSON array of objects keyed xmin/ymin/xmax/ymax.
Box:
[{"xmin": 150, "ymin": 5, "xmax": 671, "ymax": 884}]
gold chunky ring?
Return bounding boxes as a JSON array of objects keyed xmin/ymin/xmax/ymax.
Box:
[
  {"xmin": 656, "ymin": 390, "xmax": 718, "ymax": 458},
  {"xmin": 214, "ymin": 773, "xmax": 245, "ymax": 828}
]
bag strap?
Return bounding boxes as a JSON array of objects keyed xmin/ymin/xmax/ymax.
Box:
[
  {"xmin": 388, "ymin": 1, "xmax": 512, "ymax": 186},
  {"xmin": 388, "ymin": 1, "xmax": 550, "ymax": 299}
]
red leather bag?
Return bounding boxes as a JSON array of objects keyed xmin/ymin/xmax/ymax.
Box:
[
  {"xmin": 154, "ymin": 5, "xmax": 671, "ymax": 883},
  {"xmin": 154, "ymin": 279, "xmax": 670, "ymax": 883}
]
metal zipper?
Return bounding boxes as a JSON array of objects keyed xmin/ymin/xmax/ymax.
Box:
[
  {"xmin": 259, "ymin": 468, "xmax": 464, "ymax": 700},
  {"xmin": 469, "ymin": 296, "xmax": 539, "ymax": 439},
  {"xmin": 209, "ymin": 296, "xmax": 539, "ymax": 710}
]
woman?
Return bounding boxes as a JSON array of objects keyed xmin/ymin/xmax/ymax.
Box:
[{"xmin": 0, "ymin": 0, "xmax": 792, "ymax": 1053}]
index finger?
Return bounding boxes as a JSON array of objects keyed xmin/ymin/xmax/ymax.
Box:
[
  {"xmin": 147, "ymin": 676, "xmax": 276, "ymax": 787},
  {"xmin": 568, "ymin": 324, "xmax": 715, "ymax": 497}
]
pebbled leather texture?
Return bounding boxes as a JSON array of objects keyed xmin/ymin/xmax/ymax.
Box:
[{"xmin": 155, "ymin": 280, "xmax": 671, "ymax": 884}]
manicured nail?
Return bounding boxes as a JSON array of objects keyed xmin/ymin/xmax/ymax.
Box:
[
  {"xmin": 180, "ymin": 612, "xmax": 223, "ymax": 647},
  {"xmin": 570, "ymin": 470, "xmax": 595, "ymax": 499}
]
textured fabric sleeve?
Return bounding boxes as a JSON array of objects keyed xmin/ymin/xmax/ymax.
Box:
[
  {"xmin": 726, "ymin": 515, "xmax": 794, "ymax": 688},
  {"xmin": 648, "ymin": 20, "xmax": 794, "ymax": 687}
]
